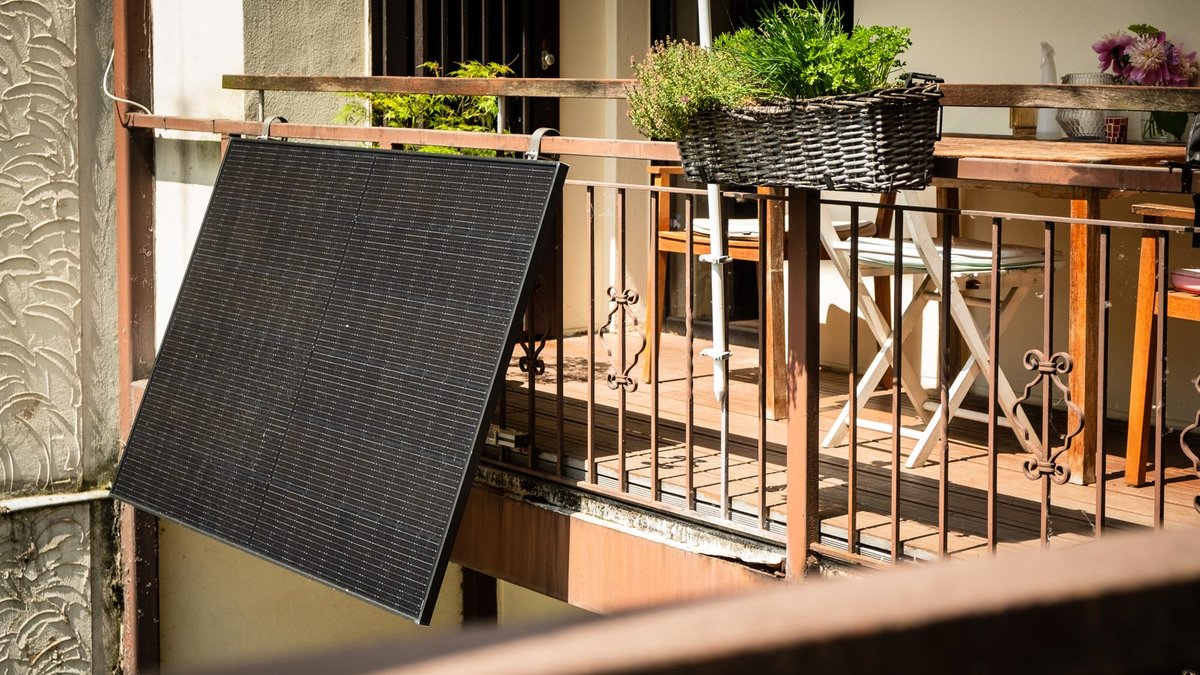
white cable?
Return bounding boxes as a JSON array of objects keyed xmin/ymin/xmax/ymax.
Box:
[{"xmin": 103, "ymin": 49, "xmax": 153, "ymax": 116}]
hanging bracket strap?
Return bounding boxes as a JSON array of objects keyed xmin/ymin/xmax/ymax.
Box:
[
  {"xmin": 525, "ymin": 128, "xmax": 560, "ymax": 161},
  {"xmin": 260, "ymin": 116, "xmax": 288, "ymax": 140}
]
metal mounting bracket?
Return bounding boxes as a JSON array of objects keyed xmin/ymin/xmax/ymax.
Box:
[
  {"xmin": 260, "ymin": 115, "xmax": 288, "ymax": 140},
  {"xmin": 699, "ymin": 253, "xmax": 731, "ymax": 265},
  {"xmin": 525, "ymin": 127, "xmax": 560, "ymax": 161},
  {"xmin": 700, "ymin": 347, "xmax": 732, "ymax": 362}
]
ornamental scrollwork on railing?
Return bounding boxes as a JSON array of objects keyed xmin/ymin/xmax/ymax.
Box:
[
  {"xmin": 598, "ymin": 285, "xmax": 646, "ymax": 392},
  {"xmin": 1177, "ymin": 375, "xmax": 1200, "ymax": 515},
  {"xmin": 1012, "ymin": 349, "xmax": 1083, "ymax": 485},
  {"xmin": 518, "ymin": 275, "xmax": 548, "ymax": 376}
]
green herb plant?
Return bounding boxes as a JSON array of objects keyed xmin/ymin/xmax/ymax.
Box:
[
  {"xmin": 336, "ymin": 60, "xmax": 512, "ymax": 155},
  {"xmin": 627, "ymin": 1, "xmax": 914, "ymax": 140},
  {"xmin": 627, "ymin": 38, "xmax": 758, "ymax": 141},
  {"xmin": 718, "ymin": 2, "xmax": 911, "ymax": 100}
]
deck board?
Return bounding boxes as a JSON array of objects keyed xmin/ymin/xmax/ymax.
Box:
[{"xmin": 496, "ymin": 332, "xmax": 1200, "ymax": 560}]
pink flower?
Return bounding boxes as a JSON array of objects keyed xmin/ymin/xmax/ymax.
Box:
[
  {"xmin": 1168, "ymin": 45, "xmax": 1199, "ymax": 86},
  {"xmin": 1127, "ymin": 32, "xmax": 1169, "ymax": 85},
  {"xmin": 1093, "ymin": 31, "xmax": 1133, "ymax": 74}
]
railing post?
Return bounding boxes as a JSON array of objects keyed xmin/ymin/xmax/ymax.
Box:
[
  {"xmin": 115, "ymin": 0, "xmax": 159, "ymax": 671},
  {"xmin": 786, "ymin": 188, "xmax": 821, "ymax": 579}
]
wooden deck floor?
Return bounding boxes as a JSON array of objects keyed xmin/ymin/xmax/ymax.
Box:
[{"xmin": 495, "ymin": 331, "xmax": 1200, "ymax": 561}]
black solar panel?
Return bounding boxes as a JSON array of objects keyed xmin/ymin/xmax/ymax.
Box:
[{"xmin": 112, "ymin": 138, "xmax": 566, "ymax": 623}]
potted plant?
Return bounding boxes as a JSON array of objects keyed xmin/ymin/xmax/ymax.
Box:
[
  {"xmin": 1093, "ymin": 24, "xmax": 1200, "ymax": 142},
  {"xmin": 337, "ymin": 60, "xmax": 512, "ymax": 155},
  {"xmin": 627, "ymin": 2, "xmax": 940, "ymax": 192}
]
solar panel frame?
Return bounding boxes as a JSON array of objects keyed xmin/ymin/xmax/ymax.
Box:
[{"xmin": 112, "ymin": 138, "xmax": 567, "ymax": 623}]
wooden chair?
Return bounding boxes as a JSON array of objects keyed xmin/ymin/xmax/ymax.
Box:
[
  {"xmin": 643, "ymin": 166, "xmax": 890, "ymax": 421},
  {"xmin": 643, "ymin": 166, "xmax": 787, "ymax": 419},
  {"xmin": 819, "ymin": 209, "xmax": 1048, "ymax": 467},
  {"xmin": 1125, "ymin": 203, "xmax": 1200, "ymax": 486}
]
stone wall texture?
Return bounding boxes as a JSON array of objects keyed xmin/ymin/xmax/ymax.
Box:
[
  {"xmin": 0, "ymin": 1, "xmax": 97, "ymax": 673},
  {"xmin": 0, "ymin": 0, "xmax": 82, "ymax": 495}
]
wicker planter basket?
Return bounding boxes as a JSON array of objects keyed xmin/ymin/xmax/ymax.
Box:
[{"xmin": 677, "ymin": 83, "xmax": 942, "ymax": 192}]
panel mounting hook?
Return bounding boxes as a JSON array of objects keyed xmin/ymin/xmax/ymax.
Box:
[
  {"xmin": 260, "ymin": 115, "xmax": 288, "ymax": 140},
  {"xmin": 525, "ymin": 127, "xmax": 560, "ymax": 161}
]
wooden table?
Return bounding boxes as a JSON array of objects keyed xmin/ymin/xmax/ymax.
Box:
[{"xmin": 933, "ymin": 136, "xmax": 1184, "ymax": 485}]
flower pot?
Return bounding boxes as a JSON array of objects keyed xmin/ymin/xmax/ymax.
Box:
[{"xmin": 677, "ymin": 83, "xmax": 943, "ymax": 192}]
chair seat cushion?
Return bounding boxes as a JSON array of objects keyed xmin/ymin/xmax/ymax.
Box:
[
  {"xmin": 692, "ymin": 217, "xmax": 760, "ymax": 238},
  {"xmin": 690, "ymin": 218, "xmax": 878, "ymax": 239},
  {"xmin": 832, "ymin": 237, "xmax": 1052, "ymax": 272}
]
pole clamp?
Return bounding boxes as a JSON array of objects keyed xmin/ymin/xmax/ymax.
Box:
[
  {"xmin": 699, "ymin": 253, "xmax": 731, "ymax": 265},
  {"xmin": 525, "ymin": 127, "xmax": 560, "ymax": 161},
  {"xmin": 701, "ymin": 348, "xmax": 732, "ymax": 362}
]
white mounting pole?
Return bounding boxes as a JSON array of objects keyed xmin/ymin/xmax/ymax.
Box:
[{"xmin": 696, "ymin": 0, "xmax": 731, "ymax": 519}]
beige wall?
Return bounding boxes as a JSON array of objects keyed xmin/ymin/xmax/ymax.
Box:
[
  {"xmin": 157, "ymin": 522, "xmax": 464, "ymax": 672},
  {"xmin": 858, "ymin": 1, "xmax": 1200, "ymax": 135},
  {"xmin": 498, "ymin": 580, "xmax": 593, "ymax": 625},
  {"xmin": 243, "ymin": 0, "xmax": 368, "ymax": 124},
  {"xmin": 560, "ymin": 0, "xmax": 651, "ymax": 333}
]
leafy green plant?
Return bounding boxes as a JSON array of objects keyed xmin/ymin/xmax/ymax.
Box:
[
  {"xmin": 626, "ymin": 38, "xmax": 759, "ymax": 141},
  {"xmin": 336, "ymin": 60, "xmax": 512, "ymax": 155},
  {"xmin": 718, "ymin": 2, "xmax": 911, "ymax": 99}
]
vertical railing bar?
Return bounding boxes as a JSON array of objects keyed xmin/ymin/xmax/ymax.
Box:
[
  {"xmin": 757, "ymin": 193, "xmax": 768, "ymax": 530},
  {"xmin": 459, "ymin": 0, "xmax": 467, "ymax": 62},
  {"xmin": 617, "ymin": 187, "xmax": 628, "ymax": 493},
  {"xmin": 890, "ymin": 206, "xmax": 903, "ymax": 563},
  {"xmin": 721, "ymin": 192, "xmax": 731, "ymax": 523},
  {"xmin": 439, "ymin": 0, "xmax": 448, "ymax": 70},
  {"xmin": 556, "ymin": 203, "xmax": 565, "ymax": 477},
  {"xmin": 987, "ymin": 217, "xmax": 1002, "ymax": 553},
  {"xmin": 685, "ymin": 195, "xmax": 696, "ymax": 510},
  {"xmin": 1154, "ymin": 230, "xmax": 1168, "ymax": 528},
  {"xmin": 480, "ymin": 0, "xmax": 488, "ymax": 59},
  {"xmin": 848, "ymin": 203, "xmax": 860, "ymax": 556},
  {"xmin": 519, "ymin": 0, "xmax": 530, "ymax": 132},
  {"xmin": 586, "ymin": 186, "xmax": 596, "ymax": 483},
  {"xmin": 650, "ymin": 190, "xmax": 660, "ymax": 502},
  {"xmin": 525, "ymin": 291, "xmax": 536, "ymax": 470},
  {"xmin": 1041, "ymin": 220, "xmax": 1055, "ymax": 547},
  {"xmin": 938, "ymin": 201, "xmax": 953, "ymax": 559},
  {"xmin": 1095, "ymin": 224, "xmax": 1110, "ymax": 535}
]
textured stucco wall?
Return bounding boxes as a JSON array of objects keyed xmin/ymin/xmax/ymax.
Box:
[
  {"xmin": 242, "ymin": 0, "xmax": 367, "ymax": 124},
  {"xmin": 0, "ymin": 0, "xmax": 82, "ymax": 496},
  {"xmin": 0, "ymin": 0, "xmax": 119, "ymax": 671}
]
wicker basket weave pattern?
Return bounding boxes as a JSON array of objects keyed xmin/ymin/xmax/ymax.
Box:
[{"xmin": 677, "ymin": 83, "xmax": 942, "ymax": 192}]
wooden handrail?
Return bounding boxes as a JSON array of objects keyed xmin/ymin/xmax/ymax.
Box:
[
  {"xmin": 125, "ymin": 113, "xmax": 1200, "ymax": 194},
  {"xmin": 223, "ymin": 75, "xmax": 1200, "ymax": 111},
  {"xmin": 223, "ymin": 75, "xmax": 631, "ymax": 99},
  {"xmin": 127, "ymin": 114, "xmax": 681, "ymax": 162}
]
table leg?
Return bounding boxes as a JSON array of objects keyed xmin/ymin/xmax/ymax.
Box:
[
  {"xmin": 1068, "ymin": 195, "xmax": 1100, "ymax": 485},
  {"xmin": 765, "ymin": 187, "xmax": 787, "ymax": 420}
]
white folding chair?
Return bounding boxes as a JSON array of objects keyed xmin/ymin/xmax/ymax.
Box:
[{"xmin": 820, "ymin": 209, "xmax": 1049, "ymax": 468}]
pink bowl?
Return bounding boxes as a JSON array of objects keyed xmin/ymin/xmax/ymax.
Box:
[{"xmin": 1170, "ymin": 268, "xmax": 1200, "ymax": 294}]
